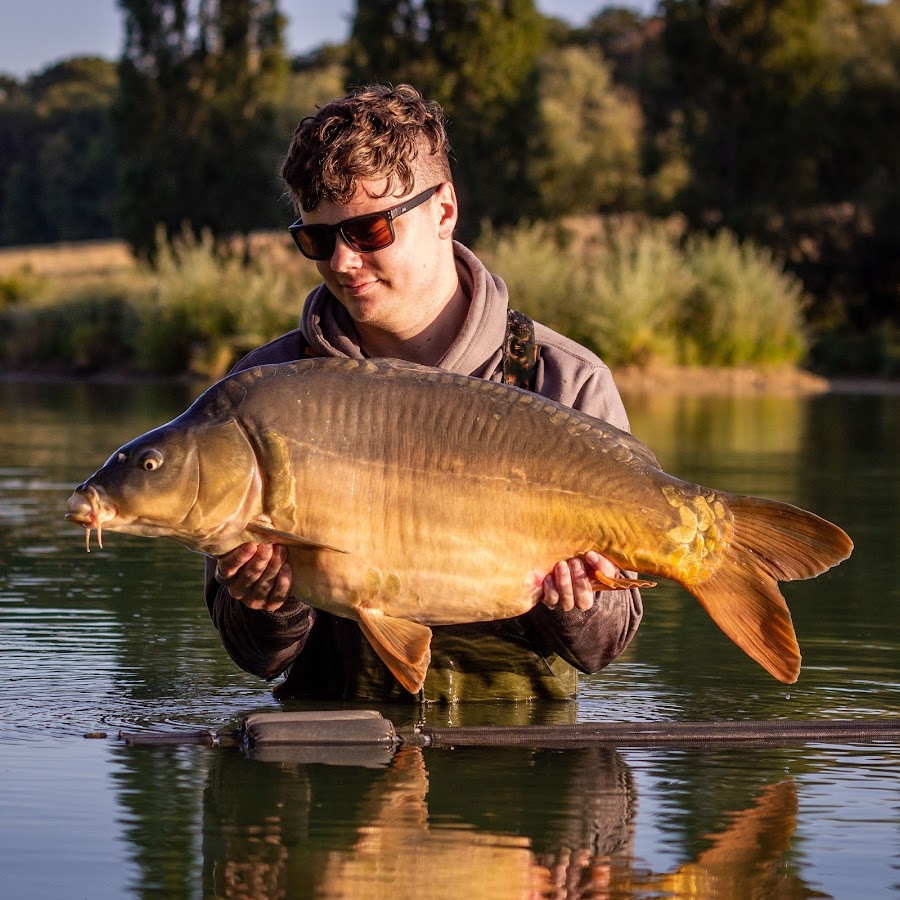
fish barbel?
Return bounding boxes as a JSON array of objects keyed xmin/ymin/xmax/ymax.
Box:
[{"xmin": 65, "ymin": 358, "xmax": 853, "ymax": 693}]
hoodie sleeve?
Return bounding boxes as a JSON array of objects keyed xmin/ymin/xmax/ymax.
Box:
[
  {"xmin": 523, "ymin": 329, "xmax": 645, "ymax": 673},
  {"xmin": 204, "ymin": 557, "xmax": 316, "ymax": 680},
  {"xmin": 525, "ymin": 586, "xmax": 643, "ymax": 674}
]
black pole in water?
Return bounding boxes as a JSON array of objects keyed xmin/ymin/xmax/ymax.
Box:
[
  {"xmin": 115, "ymin": 713, "xmax": 900, "ymax": 749},
  {"xmin": 413, "ymin": 718, "xmax": 900, "ymax": 749}
]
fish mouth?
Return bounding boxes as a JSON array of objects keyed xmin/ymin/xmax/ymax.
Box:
[{"xmin": 65, "ymin": 486, "xmax": 118, "ymax": 552}]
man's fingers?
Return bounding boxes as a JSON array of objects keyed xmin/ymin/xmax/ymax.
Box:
[
  {"xmin": 215, "ymin": 543, "xmax": 295, "ymax": 608},
  {"xmin": 241, "ymin": 543, "xmax": 277, "ymax": 581},
  {"xmin": 569, "ymin": 557, "xmax": 595, "ymax": 611},
  {"xmin": 541, "ymin": 556, "xmax": 605, "ymax": 612},
  {"xmin": 214, "ymin": 542, "xmax": 259, "ymax": 583},
  {"xmin": 553, "ymin": 560, "xmax": 575, "ymax": 611},
  {"xmin": 585, "ymin": 550, "xmax": 617, "ymax": 581},
  {"xmin": 542, "ymin": 567, "xmax": 561, "ymax": 608},
  {"xmin": 254, "ymin": 550, "xmax": 289, "ymax": 599},
  {"xmin": 243, "ymin": 557, "xmax": 295, "ymax": 611},
  {"xmin": 256, "ymin": 562, "xmax": 294, "ymax": 612},
  {"xmin": 273, "ymin": 561, "xmax": 293, "ymax": 601}
]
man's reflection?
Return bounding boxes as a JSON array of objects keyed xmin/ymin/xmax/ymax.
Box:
[{"xmin": 201, "ymin": 741, "xmax": 634, "ymax": 899}]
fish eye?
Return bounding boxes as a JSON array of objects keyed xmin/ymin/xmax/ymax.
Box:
[{"xmin": 139, "ymin": 449, "xmax": 164, "ymax": 472}]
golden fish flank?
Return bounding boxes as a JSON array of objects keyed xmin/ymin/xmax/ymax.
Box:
[{"xmin": 65, "ymin": 357, "xmax": 853, "ymax": 695}]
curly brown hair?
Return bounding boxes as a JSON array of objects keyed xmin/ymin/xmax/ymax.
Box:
[{"xmin": 280, "ymin": 83, "xmax": 453, "ymax": 213}]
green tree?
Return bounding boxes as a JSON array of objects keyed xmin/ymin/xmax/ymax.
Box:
[
  {"xmin": 527, "ymin": 46, "xmax": 644, "ymax": 216},
  {"xmin": 348, "ymin": 0, "xmax": 547, "ymax": 236},
  {"xmin": 664, "ymin": 0, "xmax": 899, "ymax": 344},
  {"xmin": 276, "ymin": 46, "xmax": 349, "ymax": 153},
  {"xmin": 578, "ymin": 8, "xmax": 691, "ymax": 211},
  {"xmin": 663, "ymin": 0, "xmax": 864, "ymax": 222},
  {"xmin": 115, "ymin": 0, "xmax": 288, "ymax": 256},
  {"xmin": 0, "ymin": 57, "xmax": 118, "ymax": 245}
]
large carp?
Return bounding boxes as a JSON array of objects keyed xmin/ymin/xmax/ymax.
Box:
[{"xmin": 66, "ymin": 358, "xmax": 852, "ymax": 693}]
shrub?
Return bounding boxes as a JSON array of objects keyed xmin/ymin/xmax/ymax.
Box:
[
  {"xmin": 476, "ymin": 220, "xmax": 580, "ymax": 334},
  {"xmin": 575, "ymin": 220, "xmax": 691, "ymax": 365},
  {"xmin": 0, "ymin": 228, "xmax": 317, "ymax": 376},
  {"xmin": 0, "ymin": 219, "xmax": 811, "ymax": 376},
  {"xmin": 478, "ymin": 217, "xmax": 808, "ymax": 368},
  {"xmin": 0, "ymin": 289, "xmax": 141, "ymax": 371},
  {"xmin": 478, "ymin": 217, "xmax": 690, "ymax": 365},
  {"xmin": 682, "ymin": 230, "xmax": 807, "ymax": 366},
  {"xmin": 0, "ymin": 267, "xmax": 50, "ymax": 310},
  {"xmin": 138, "ymin": 226, "xmax": 302, "ymax": 377}
]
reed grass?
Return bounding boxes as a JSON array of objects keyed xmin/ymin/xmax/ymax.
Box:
[
  {"xmin": 0, "ymin": 217, "xmax": 809, "ymax": 375},
  {"xmin": 0, "ymin": 227, "xmax": 320, "ymax": 377},
  {"xmin": 680, "ymin": 230, "xmax": 806, "ymax": 366},
  {"xmin": 477, "ymin": 217, "xmax": 808, "ymax": 368},
  {"xmin": 137, "ymin": 226, "xmax": 302, "ymax": 376}
]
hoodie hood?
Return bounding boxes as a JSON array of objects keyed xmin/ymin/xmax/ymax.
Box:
[{"xmin": 299, "ymin": 241, "xmax": 509, "ymax": 377}]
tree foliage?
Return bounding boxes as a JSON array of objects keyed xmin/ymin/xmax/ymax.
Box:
[
  {"xmin": 663, "ymin": 0, "xmax": 900, "ymax": 331},
  {"xmin": 348, "ymin": 0, "xmax": 547, "ymax": 235},
  {"xmin": 527, "ymin": 46, "xmax": 644, "ymax": 215},
  {"xmin": 663, "ymin": 0, "xmax": 885, "ymax": 217},
  {"xmin": 115, "ymin": 0, "xmax": 288, "ymax": 255},
  {"xmin": 0, "ymin": 57, "xmax": 118, "ymax": 246},
  {"xmin": 0, "ymin": 0, "xmax": 896, "ymax": 358}
]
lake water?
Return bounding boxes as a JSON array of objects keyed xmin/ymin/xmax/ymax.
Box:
[{"xmin": 0, "ymin": 379, "xmax": 897, "ymax": 898}]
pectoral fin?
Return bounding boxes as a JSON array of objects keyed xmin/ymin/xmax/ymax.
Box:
[
  {"xmin": 590, "ymin": 568, "xmax": 656, "ymax": 590},
  {"xmin": 358, "ymin": 608, "xmax": 433, "ymax": 695},
  {"xmin": 247, "ymin": 522, "xmax": 348, "ymax": 554}
]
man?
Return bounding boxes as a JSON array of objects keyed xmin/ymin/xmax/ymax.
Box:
[{"xmin": 206, "ymin": 84, "xmax": 642, "ymax": 702}]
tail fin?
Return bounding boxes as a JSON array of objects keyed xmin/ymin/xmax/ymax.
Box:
[{"xmin": 688, "ymin": 496, "xmax": 853, "ymax": 684}]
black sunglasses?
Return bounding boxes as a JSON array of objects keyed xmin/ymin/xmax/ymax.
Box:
[{"xmin": 288, "ymin": 184, "xmax": 441, "ymax": 260}]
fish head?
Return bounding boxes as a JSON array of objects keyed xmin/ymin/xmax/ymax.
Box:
[{"xmin": 66, "ymin": 415, "xmax": 259, "ymax": 553}]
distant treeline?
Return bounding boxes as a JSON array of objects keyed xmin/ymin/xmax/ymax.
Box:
[{"xmin": 0, "ymin": 0, "xmax": 897, "ymax": 373}]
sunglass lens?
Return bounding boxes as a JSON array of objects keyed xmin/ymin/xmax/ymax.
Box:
[
  {"xmin": 294, "ymin": 226, "xmax": 335, "ymax": 260},
  {"xmin": 343, "ymin": 214, "xmax": 394, "ymax": 252}
]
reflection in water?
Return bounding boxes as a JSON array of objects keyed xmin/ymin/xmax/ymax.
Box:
[
  {"xmin": 198, "ymin": 743, "xmax": 635, "ymax": 899},
  {"xmin": 187, "ymin": 742, "xmax": 829, "ymax": 900},
  {"xmin": 627, "ymin": 781, "xmax": 823, "ymax": 898},
  {"xmin": 315, "ymin": 749, "xmax": 546, "ymax": 900},
  {"xmin": 625, "ymin": 392, "xmax": 808, "ymax": 460}
]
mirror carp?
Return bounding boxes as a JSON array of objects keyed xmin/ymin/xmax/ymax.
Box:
[{"xmin": 66, "ymin": 358, "xmax": 853, "ymax": 694}]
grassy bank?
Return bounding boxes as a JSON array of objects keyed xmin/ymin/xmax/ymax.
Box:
[
  {"xmin": 0, "ymin": 228, "xmax": 320, "ymax": 378},
  {"xmin": 1, "ymin": 218, "xmax": 890, "ymax": 381}
]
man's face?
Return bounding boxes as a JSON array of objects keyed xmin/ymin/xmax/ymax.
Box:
[{"xmin": 301, "ymin": 178, "xmax": 458, "ymax": 339}]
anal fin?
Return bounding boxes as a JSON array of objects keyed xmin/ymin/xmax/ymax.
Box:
[{"xmin": 358, "ymin": 608, "xmax": 432, "ymax": 695}]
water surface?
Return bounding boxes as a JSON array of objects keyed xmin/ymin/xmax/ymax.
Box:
[{"xmin": 0, "ymin": 381, "xmax": 897, "ymax": 898}]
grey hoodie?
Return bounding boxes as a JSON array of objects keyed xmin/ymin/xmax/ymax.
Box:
[{"xmin": 205, "ymin": 242, "xmax": 642, "ymax": 701}]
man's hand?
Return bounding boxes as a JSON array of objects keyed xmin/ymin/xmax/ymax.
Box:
[
  {"xmin": 214, "ymin": 542, "xmax": 295, "ymax": 612},
  {"xmin": 542, "ymin": 551, "xmax": 618, "ymax": 612}
]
